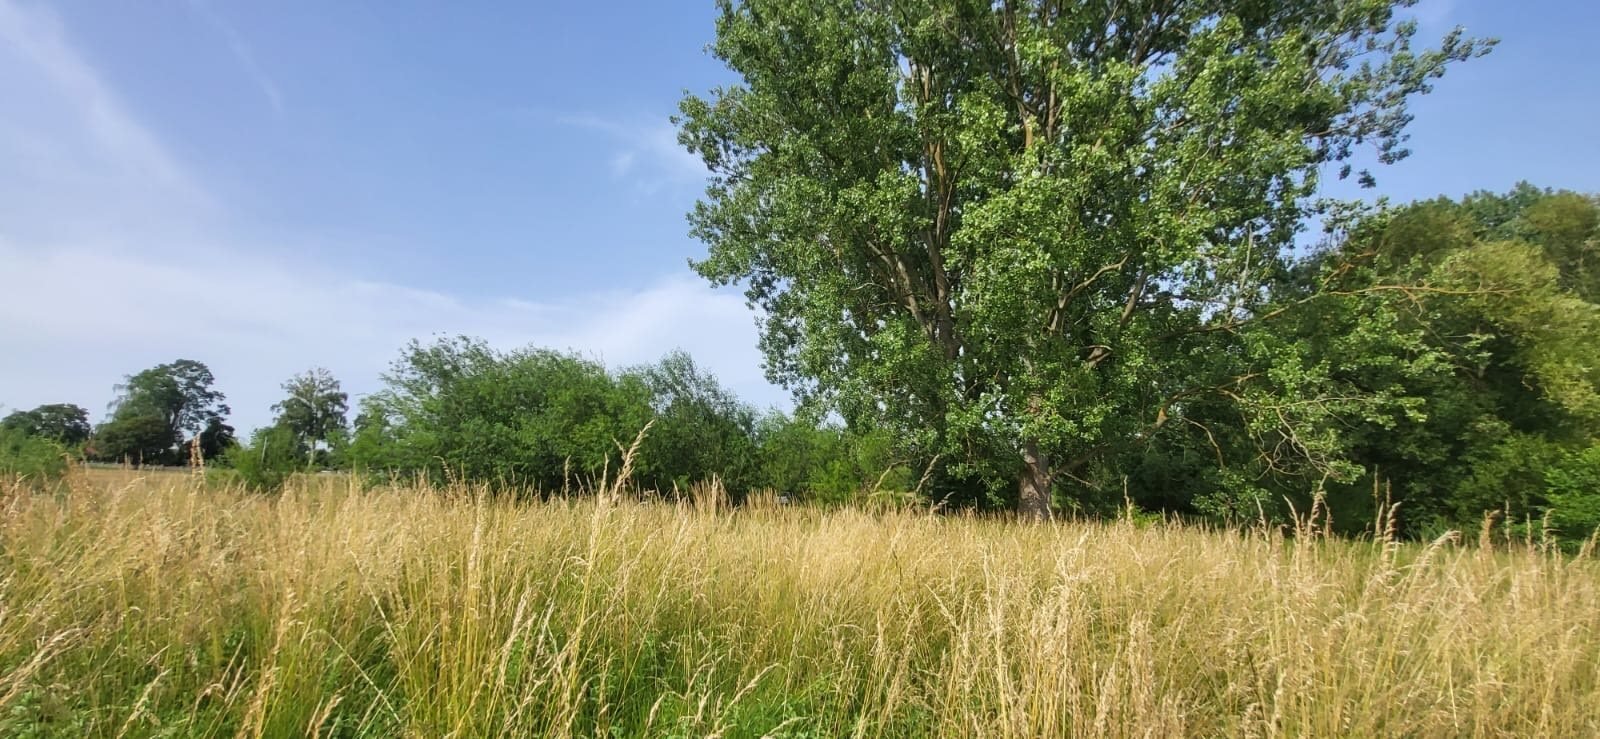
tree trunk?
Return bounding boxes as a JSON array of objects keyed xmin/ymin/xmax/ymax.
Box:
[{"xmin": 1019, "ymin": 437, "xmax": 1053, "ymax": 521}]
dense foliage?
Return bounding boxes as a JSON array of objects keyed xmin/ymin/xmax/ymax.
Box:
[
  {"xmin": 347, "ymin": 337, "xmax": 656, "ymax": 491},
  {"xmin": 91, "ymin": 359, "xmax": 231, "ymax": 465},
  {"xmin": 1293, "ymin": 186, "xmax": 1600, "ymax": 538},
  {"xmin": 677, "ymin": 0, "xmax": 1490, "ymax": 518},
  {"xmin": 1, "ymin": 404, "xmax": 91, "ymax": 447},
  {"xmin": 344, "ymin": 338, "xmax": 908, "ymax": 502},
  {"xmin": 0, "ymin": 426, "xmax": 68, "ymax": 485}
]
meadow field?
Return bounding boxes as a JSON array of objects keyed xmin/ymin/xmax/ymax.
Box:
[{"xmin": 2, "ymin": 469, "xmax": 1598, "ymax": 738}]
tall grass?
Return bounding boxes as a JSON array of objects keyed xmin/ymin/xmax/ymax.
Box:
[{"xmin": 2, "ymin": 469, "xmax": 1598, "ymax": 737}]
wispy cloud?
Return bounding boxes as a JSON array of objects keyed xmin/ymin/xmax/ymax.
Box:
[
  {"xmin": 555, "ymin": 112, "xmax": 708, "ymax": 193},
  {"xmin": 0, "ymin": 0, "xmax": 201, "ymax": 201},
  {"xmin": 186, "ymin": 0, "xmax": 284, "ymax": 117}
]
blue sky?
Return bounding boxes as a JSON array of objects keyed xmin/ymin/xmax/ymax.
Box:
[{"xmin": 2, "ymin": 0, "xmax": 1597, "ymax": 434}]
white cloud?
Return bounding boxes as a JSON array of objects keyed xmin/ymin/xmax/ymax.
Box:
[
  {"xmin": 0, "ymin": 0, "xmax": 216, "ymax": 249},
  {"xmin": 186, "ymin": 0, "xmax": 285, "ymax": 117},
  {"xmin": 0, "ymin": 0, "xmax": 781, "ymax": 434},
  {"xmin": 0, "ymin": 241, "xmax": 777, "ymax": 433},
  {"xmin": 0, "ymin": 0, "xmax": 198, "ymax": 195},
  {"xmin": 555, "ymin": 112, "xmax": 709, "ymax": 193}
]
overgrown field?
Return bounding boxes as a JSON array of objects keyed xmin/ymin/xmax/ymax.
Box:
[{"xmin": 2, "ymin": 471, "xmax": 1598, "ymax": 737}]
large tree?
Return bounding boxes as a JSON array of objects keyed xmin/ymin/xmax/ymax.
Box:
[
  {"xmin": 679, "ymin": 0, "xmax": 1489, "ymax": 517},
  {"xmin": 271, "ymin": 368, "xmax": 349, "ymax": 461},
  {"xmin": 107, "ymin": 359, "xmax": 230, "ymax": 452},
  {"xmin": 91, "ymin": 414, "xmax": 178, "ymax": 466}
]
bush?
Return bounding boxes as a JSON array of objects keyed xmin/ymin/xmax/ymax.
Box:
[
  {"xmin": 756, "ymin": 415, "xmax": 914, "ymax": 505},
  {"xmin": 227, "ymin": 425, "xmax": 306, "ymax": 493},
  {"xmin": 350, "ymin": 337, "xmax": 653, "ymax": 493},
  {"xmin": 0, "ymin": 427, "xmax": 69, "ymax": 485},
  {"xmin": 1545, "ymin": 445, "xmax": 1600, "ymax": 546},
  {"xmin": 630, "ymin": 351, "xmax": 760, "ymax": 495}
]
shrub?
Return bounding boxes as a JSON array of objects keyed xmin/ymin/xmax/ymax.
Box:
[
  {"xmin": 227, "ymin": 425, "xmax": 306, "ymax": 493},
  {"xmin": 350, "ymin": 337, "xmax": 653, "ymax": 493},
  {"xmin": 1545, "ymin": 445, "xmax": 1600, "ymax": 546},
  {"xmin": 0, "ymin": 427, "xmax": 69, "ymax": 485},
  {"xmin": 756, "ymin": 415, "xmax": 914, "ymax": 505}
]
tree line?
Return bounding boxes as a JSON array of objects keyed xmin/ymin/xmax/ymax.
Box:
[
  {"xmin": 1, "ymin": 344, "xmax": 914, "ymax": 506},
  {"xmin": 6, "ymin": 1, "xmax": 1598, "ymax": 544},
  {"xmin": 4, "ymin": 183, "xmax": 1597, "ymax": 543}
]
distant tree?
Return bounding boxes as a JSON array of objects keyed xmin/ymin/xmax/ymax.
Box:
[
  {"xmin": 197, "ymin": 417, "xmax": 238, "ymax": 462},
  {"xmin": 91, "ymin": 414, "xmax": 178, "ymax": 465},
  {"xmin": 1, "ymin": 403, "xmax": 91, "ymax": 446},
  {"xmin": 228, "ymin": 424, "xmax": 306, "ymax": 493},
  {"xmin": 108, "ymin": 360, "xmax": 230, "ymax": 455},
  {"xmin": 679, "ymin": 0, "xmax": 1490, "ymax": 518},
  {"xmin": 271, "ymin": 368, "xmax": 349, "ymax": 465}
]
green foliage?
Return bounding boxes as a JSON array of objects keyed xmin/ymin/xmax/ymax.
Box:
[
  {"xmin": 345, "ymin": 340, "xmax": 921, "ymax": 502},
  {"xmin": 1, "ymin": 404, "xmax": 91, "ymax": 447},
  {"xmin": 679, "ymin": 0, "xmax": 1489, "ymax": 516},
  {"xmin": 227, "ymin": 425, "xmax": 306, "ymax": 493},
  {"xmin": 754, "ymin": 413, "xmax": 915, "ymax": 504},
  {"xmin": 198, "ymin": 417, "xmax": 238, "ymax": 461},
  {"xmin": 350, "ymin": 337, "xmax": 653, "ymax": 492},
  {"xmin": 0, "ymin": 427, "xmax": 68, "ymax": 484},
  {"xmin": 100, "ymin": 359, "xmax": 230, "ymax": 464},
  {"xmin": 628, "ymin": 351, "xmax": 760, "ymax": 494},
  {"xmin": 1299, "ymin": 185, "xmax": 1600, "ymax": 537},
  {"xmin": 271, "ymin": 368, "xmax": 349, "ymax": 466},
  {"xmin": 110, "ymin": 359, "xmax": 230, "ymax": 438},
  {"xmin": 1545, "ymin": 445, "xmax": 1600, "ymax": 545},
  {"xmin": 89, "ymin": 413, "xmax": 178, "ymax": 465}
]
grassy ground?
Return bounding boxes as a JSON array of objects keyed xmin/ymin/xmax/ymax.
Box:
[{"xmin": 1, "ymin": 470, "xmax": 1598, "ymax": 737}]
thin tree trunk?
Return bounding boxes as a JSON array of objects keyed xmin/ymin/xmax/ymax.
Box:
[{"xmin": 1019, "ymin": 437, "xmax": 1053, "ymax": 521}]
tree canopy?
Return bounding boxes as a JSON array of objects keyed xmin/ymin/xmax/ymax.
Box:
[
  {"xmin": 342, "ymin": 337, "xmax": 902, "ymax": 502},
  {"xmin": 1, "ymin": 404, "xmax": 91, "ymax": 446},
  {"xmin": 1296, "ymin": 185, "xmax": 1600, "ymax": 537},
  {"xmin": 108, "ymin": 360, "xmax": 230, "ymax": 444},
  {"xmin": 350, "ymin": 338, "xmax": 655, "ymax": 490},
  {"xmin": 271, "ymin": 367, "xmax": 350, "ymax": 458},
  {"xmin": 679, "ymin": 0, "xmax": 1490, "ymax": 516},
  {"xmin": 94, "ymin": 359, "xmax": 230, "ymax": 465},
  {"xmin": 91, "ymin": 414, "xmax": 178, "ymax": 466}
]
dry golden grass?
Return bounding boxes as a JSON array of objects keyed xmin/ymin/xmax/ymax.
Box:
[{"xmin": 1, "ymin": 469, "xmax": 1598, "ymax": 737}]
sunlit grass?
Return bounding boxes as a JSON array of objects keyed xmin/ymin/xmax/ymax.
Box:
[{"xmin": 1, "ymin": 469, "xmax": 1597, "ymax": 737}]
